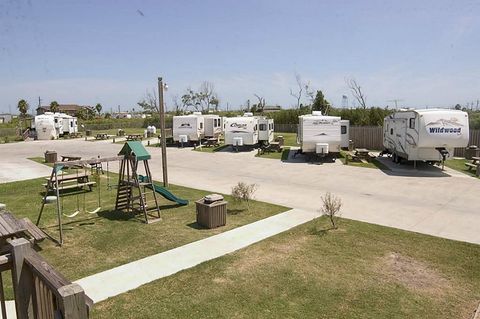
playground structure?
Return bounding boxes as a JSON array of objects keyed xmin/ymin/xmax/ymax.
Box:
[
  {"xmin": 36, "ymin": 141, "xmax": 188, "ymax": 245},
  {"xmin": 115, "ymin": 142, "xmax": 161, "ymax": 224}
]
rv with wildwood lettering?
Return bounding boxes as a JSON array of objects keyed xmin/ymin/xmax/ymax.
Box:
[{"xmin": 382, "ymin": 108, "xmax": 469, "ymax": 163}]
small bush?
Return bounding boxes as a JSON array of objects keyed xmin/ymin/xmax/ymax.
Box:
[
  {"xmin": 231, "ymin": 182, "xmax": 257, "ymax": 210},
  {"xmin": 321, "ymin": 192, "xmax": 342, "ymax": 229}
]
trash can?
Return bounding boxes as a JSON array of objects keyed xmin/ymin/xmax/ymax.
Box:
[
  {"xmin": 465, "ymin": 145, "xmax": 479, "ymax": 160},
  {"xmin": 44, "ymin": 150, "xmax": 57, "ymax": 163},
  {"xmin": 86, "ymin": 129, "xmax": 92, "ymax": 137},
  {"xmin": 195, "ymin": 194, "xmax": 227, "ymax": 229}
]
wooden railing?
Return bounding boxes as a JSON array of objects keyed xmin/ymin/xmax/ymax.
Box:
[{"xmin": 0, "ymin": 238, "xmax": 91, "ymax": 318}]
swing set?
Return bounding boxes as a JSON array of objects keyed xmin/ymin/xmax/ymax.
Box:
[
  {"xmin": 37, "ymin": 142, "xmax": 165, "ymax": 246},
  {"xmin": 37, "ymin": 155, "xmax": 124, "ymax": 245}
]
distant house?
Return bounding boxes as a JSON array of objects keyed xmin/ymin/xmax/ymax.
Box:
[
  {"xmin": 36, "ymin": 104, "xmax": 93, "ymax": 116},
  {"xmin": 263, "ymin": 105, "xmax": 282, "ymax": 113},
  {"xmin": 0, "ymin": 113, "xmax": 17, "ymax": 124}
]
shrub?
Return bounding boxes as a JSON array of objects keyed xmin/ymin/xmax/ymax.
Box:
[
  {"xmin": 321, "ymin": 192, "xmax": 342, "ymax": 229},
  {"xmin": 231, "ymin": 182, "xmax": 257, "ymax": 210}
]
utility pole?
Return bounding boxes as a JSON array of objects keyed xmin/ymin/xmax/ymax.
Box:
[{"xmin": 158, "ymin": 77, "xmax": 168, "ymax": 187}]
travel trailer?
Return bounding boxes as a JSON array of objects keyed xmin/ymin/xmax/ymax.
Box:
[
  {"xmin": 59, "ymin": 114, "xmax": 78, "ymax": 135},
  {"xmin": 383, "ymin": 109, "xmax": 469, "ymax": 163},
  {"xmin": 258, "ymin": 117, "xmax": 274, "ymax": 144},
  {"xmin": 297, "ymin": 112, "xmax": 349, "ymax": 157},
  {"xmin": 224, "ymin": 113, "xmax": 274, "ymax": 147},
  {"xmin": 203, "ymin": 115, "xmax": 223, "ymax": 138},
  {"xmin": 33, "ymin": 115, "xmax": 58, "ymax": 140},
  {"xmin": 33, "ymin": 112, "xmax": 78, "ymax": 140},
  {"xmin": 172, "ymin": 113, "xmax": 205, "ymax": 143}
]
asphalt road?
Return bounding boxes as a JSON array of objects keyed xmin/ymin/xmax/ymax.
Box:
[{"xmin": 1, "ymin": 138, "xmax": 479, "ymax": 245}]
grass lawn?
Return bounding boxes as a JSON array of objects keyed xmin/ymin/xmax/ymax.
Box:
[
  {"xmin": 275, "ymin": 132, "xmax": 297, "ymax": 146},
  {"xmin": 255, "ymin": 147, "xmax": 291, "ymax": 160},
  {"xmin": 339, "ymin": 151, "xmax": 389, "ymax": 170},
  {"xmin": 445, "ymin": 158, "xmax": 479, "ymax": 178},
  {"xmin": 93, "ymin": 217, "xmax": 480, "ymax": 319},
  {"xmin": 193, "ymin": 144, "xmax": 229, "ymax": 153},
  {"xmin": 0, "ymin": 173, "xmax": 288, "ymax": 299}
]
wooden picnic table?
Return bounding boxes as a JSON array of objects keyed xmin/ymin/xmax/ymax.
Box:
[
  {"xmin": 126, "ymin": 134, "xmax": 143, "ymax": 141},
  {"xmin": 69, "ymin": 132, "xmax": 83, "ymax": 138},
  {"xmin": 61, "ymin": 155, "xmax": 82, "ymax": 162},
  {"xmin": 204, "ymin": 138, "xmax": 220, "ymax": 147},
  {"xmin": 0, "ymin": 212, "xmax": 46, "ymax": 245},
  {"xmin": 43, "ymin": 171, "xmax": 95, "ymax": 191},
  {"xmin": 465, "ymin": 156, "xmax": 480, "ymax": 176},
  {"xmin": 95, "ymin": 133, "xmax": 109, "ymax": 140}
]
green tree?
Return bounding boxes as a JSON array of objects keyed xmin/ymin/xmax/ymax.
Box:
[
  {"xmin": 50, "ymin": 101, "xmax": 59, "ymax": 113},
  {"xmin": 311, "ymin": 90, "xmax": 330, "ymax": 114},
  {"xmin": 95, "ymin": 103, "xmax": 102, "ymax": 115},
  {"xmin": 17, "ymin": 99, "xmax": 29, "ymax": 117}
]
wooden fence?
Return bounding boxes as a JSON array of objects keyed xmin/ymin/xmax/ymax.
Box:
[
  {"xmin": 275, "ymin": 124, "xmax": 480, "ymax": 156},
  {"xmin": 1, "ymin": 238, "xmax": 91, "ymax": 318}
]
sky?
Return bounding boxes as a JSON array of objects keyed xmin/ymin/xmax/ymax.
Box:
[{"xmin": 1, "ymin": 0, "xmax": 479, "ymax": 114}]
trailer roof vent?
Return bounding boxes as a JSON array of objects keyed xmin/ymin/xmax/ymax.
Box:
[
  {"xmin": 192, "ymin": 112, "xmax": 202, "ymax": 115},
  {"xmin": 243, "ymin": 112, "xmax": 254, "ymax": 117},
  {"xmin": 312, "ymin": 111, "xmax": 323, "ymax": 116}
]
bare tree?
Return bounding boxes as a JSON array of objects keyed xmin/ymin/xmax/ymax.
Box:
[
  {"xmin": 290, "ymin": 73, "xmax": 304, "ymax": 109},
  {"xmin": 321, "ymin": 192, "xmax": 342, "ymax": 229},
  {"xmin": 304, "ymin": 81, "xmax": 316, "ymax": 105},
  {"xmin": 171, "ymin": 94, "xmax": 187, "ymax": 115},
  {"xmin": 138, "ymin": 89, "xmax": 159, "ymax": 113},
  {"xmin": 347, "ymin": 78, "xmax": 367, "ymax": 109},
  {"xmin": 198, "ymin": 81, "xmax": 219, "ymax": 112},
  {"xmin": 253, "ymin": 94, "xmax": 266, "ymax": 113}
]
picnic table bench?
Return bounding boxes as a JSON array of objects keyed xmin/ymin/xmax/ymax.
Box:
[
  {"xmin": 95, "ymin": 133, "xmax": 109, "ymax": 140},
  {"xmin": 69, "ymin": 132, "xmax": 83, "ymax": 138},
  {"xmin": 204, "ymin": 138, "xmax": 220, "ymax": 147},
  {"xmin": 346, "ymin": 148, "xmax": 375, "ymax": 163},
  {"xmin": 465, "ymin": 156, "xmax": 480, "ymax": 176},
  {"xmin": 0, "ymin": 211, "xmax": 46, "ymax": 245},
  {"xmin": 42, "ymin": 171, "xmax": 95, "ymax": 191},
  {"xmin": 126, "ymin": 134, "xmax": 143, "ymax": 141}
]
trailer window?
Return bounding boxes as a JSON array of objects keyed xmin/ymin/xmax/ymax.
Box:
[
  {"xmin": 341, "ymin": 125, "xmax": 347, "ymax": 134},
  {"xmin": 70, "ymin": 122, "xmax": 73, "ymax": 127},
  {"xmin": 200, "ymin": 122, "xmax": 203, "ymax": 129},
  {"xmin": 390, "ymin": 128, "xmax": 393, "ymax": 135},
  {"xmin": 409, "ymin": 118, "xmax": 415, "ymax": 129},
  {"xmin": 54, "ymin": 119, "xmax": 58, "ymax": 123},
  {"xmin": 254, "ymin": 125, "xmax": 258, "ymax": 131},
  {"xmin": 259, "ymin": 124, "xmax": 267, "ymax": 131}
]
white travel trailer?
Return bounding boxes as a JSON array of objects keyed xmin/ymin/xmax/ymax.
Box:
[
  {"xmin": 383, "ymin": 109, "xmax": 469, "ymax": 163},
  {"xmin": 258, "ymin": 117, "xmax": 274, "ymax": 144},
  {"xmin": 224, "ymin": 113, "xmax": 275, "ymax": 147},
  {"xmin": 203, "ymin": 115, "xmax": 223, "ymax": 138},
  {"xmin": 224, "ymin": 114, "xmax": 259, "ymax": 147},
  {"xmin": 59, "ymin": 114, "xmax": 78, "ymax": 135},
  {"xmin": 34, "ymin": 115, "xmax": 58, "ymax": 140},
  {"xmin": 172, "ymin": 113, "xmax": 205, "ymax": 143},
  {"xmin": 297, "ymin": 112, "xmax": 348, "ymax": 156}
]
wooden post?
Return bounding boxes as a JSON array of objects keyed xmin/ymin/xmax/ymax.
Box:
[
  {"xmin": 10, "ymin": 238, "xmax": 34, "ymax": 319},
  {"xmin": 57, "ymin": 283, "xmax": 88, "ymax": 319},
  {"xmin": 158, "ymin": 77, "xmax": 169, "ymax": 187}
]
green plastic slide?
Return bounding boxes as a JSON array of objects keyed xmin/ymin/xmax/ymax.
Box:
[{"xmin": 139, "ymin": 175, "xmax": 188, "ymax": 206}]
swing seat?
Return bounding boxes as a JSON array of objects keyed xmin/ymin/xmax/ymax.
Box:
[{"xmin": 44, "ymin": 196, "xmax": 57, "ymax": 204}]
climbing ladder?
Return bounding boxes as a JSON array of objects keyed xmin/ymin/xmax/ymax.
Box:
[{"xmin": 115, "ymin": 142, "xmax": 161, "ymax": 223}]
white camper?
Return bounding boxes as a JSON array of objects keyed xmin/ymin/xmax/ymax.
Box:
[
  {"xmin": 258, "ymin": 117, "xmax": 274, "ymax": 144},
  {"xmin": 297, "ymin": 112, "xmax": 346, "ymax": 156},
  {"xmin": 34, "ymin": 115, "xmax": 58, "ymax": 140},
  {"xmin": 224, "ymin": 114, "xmax": 259, "ymax": 147},
  {"xmin": 203, "ymin": 115, "xmax": 223, "ymax": 138},
  {"xmin": 383, "ymin": 109, "xmax": 469, "ymax": 163},
  {"xmin": 59, "ymin": 114, "xmax": 78, "ymax": 135},
  {"xmin": 172, "ymin": 113, "xmax": 205, "ymax": 143}
]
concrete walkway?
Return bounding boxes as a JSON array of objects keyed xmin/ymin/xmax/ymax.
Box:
[{"xmin": 75, "ymin": 208, "xmax": 318, "ymax": 303}]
